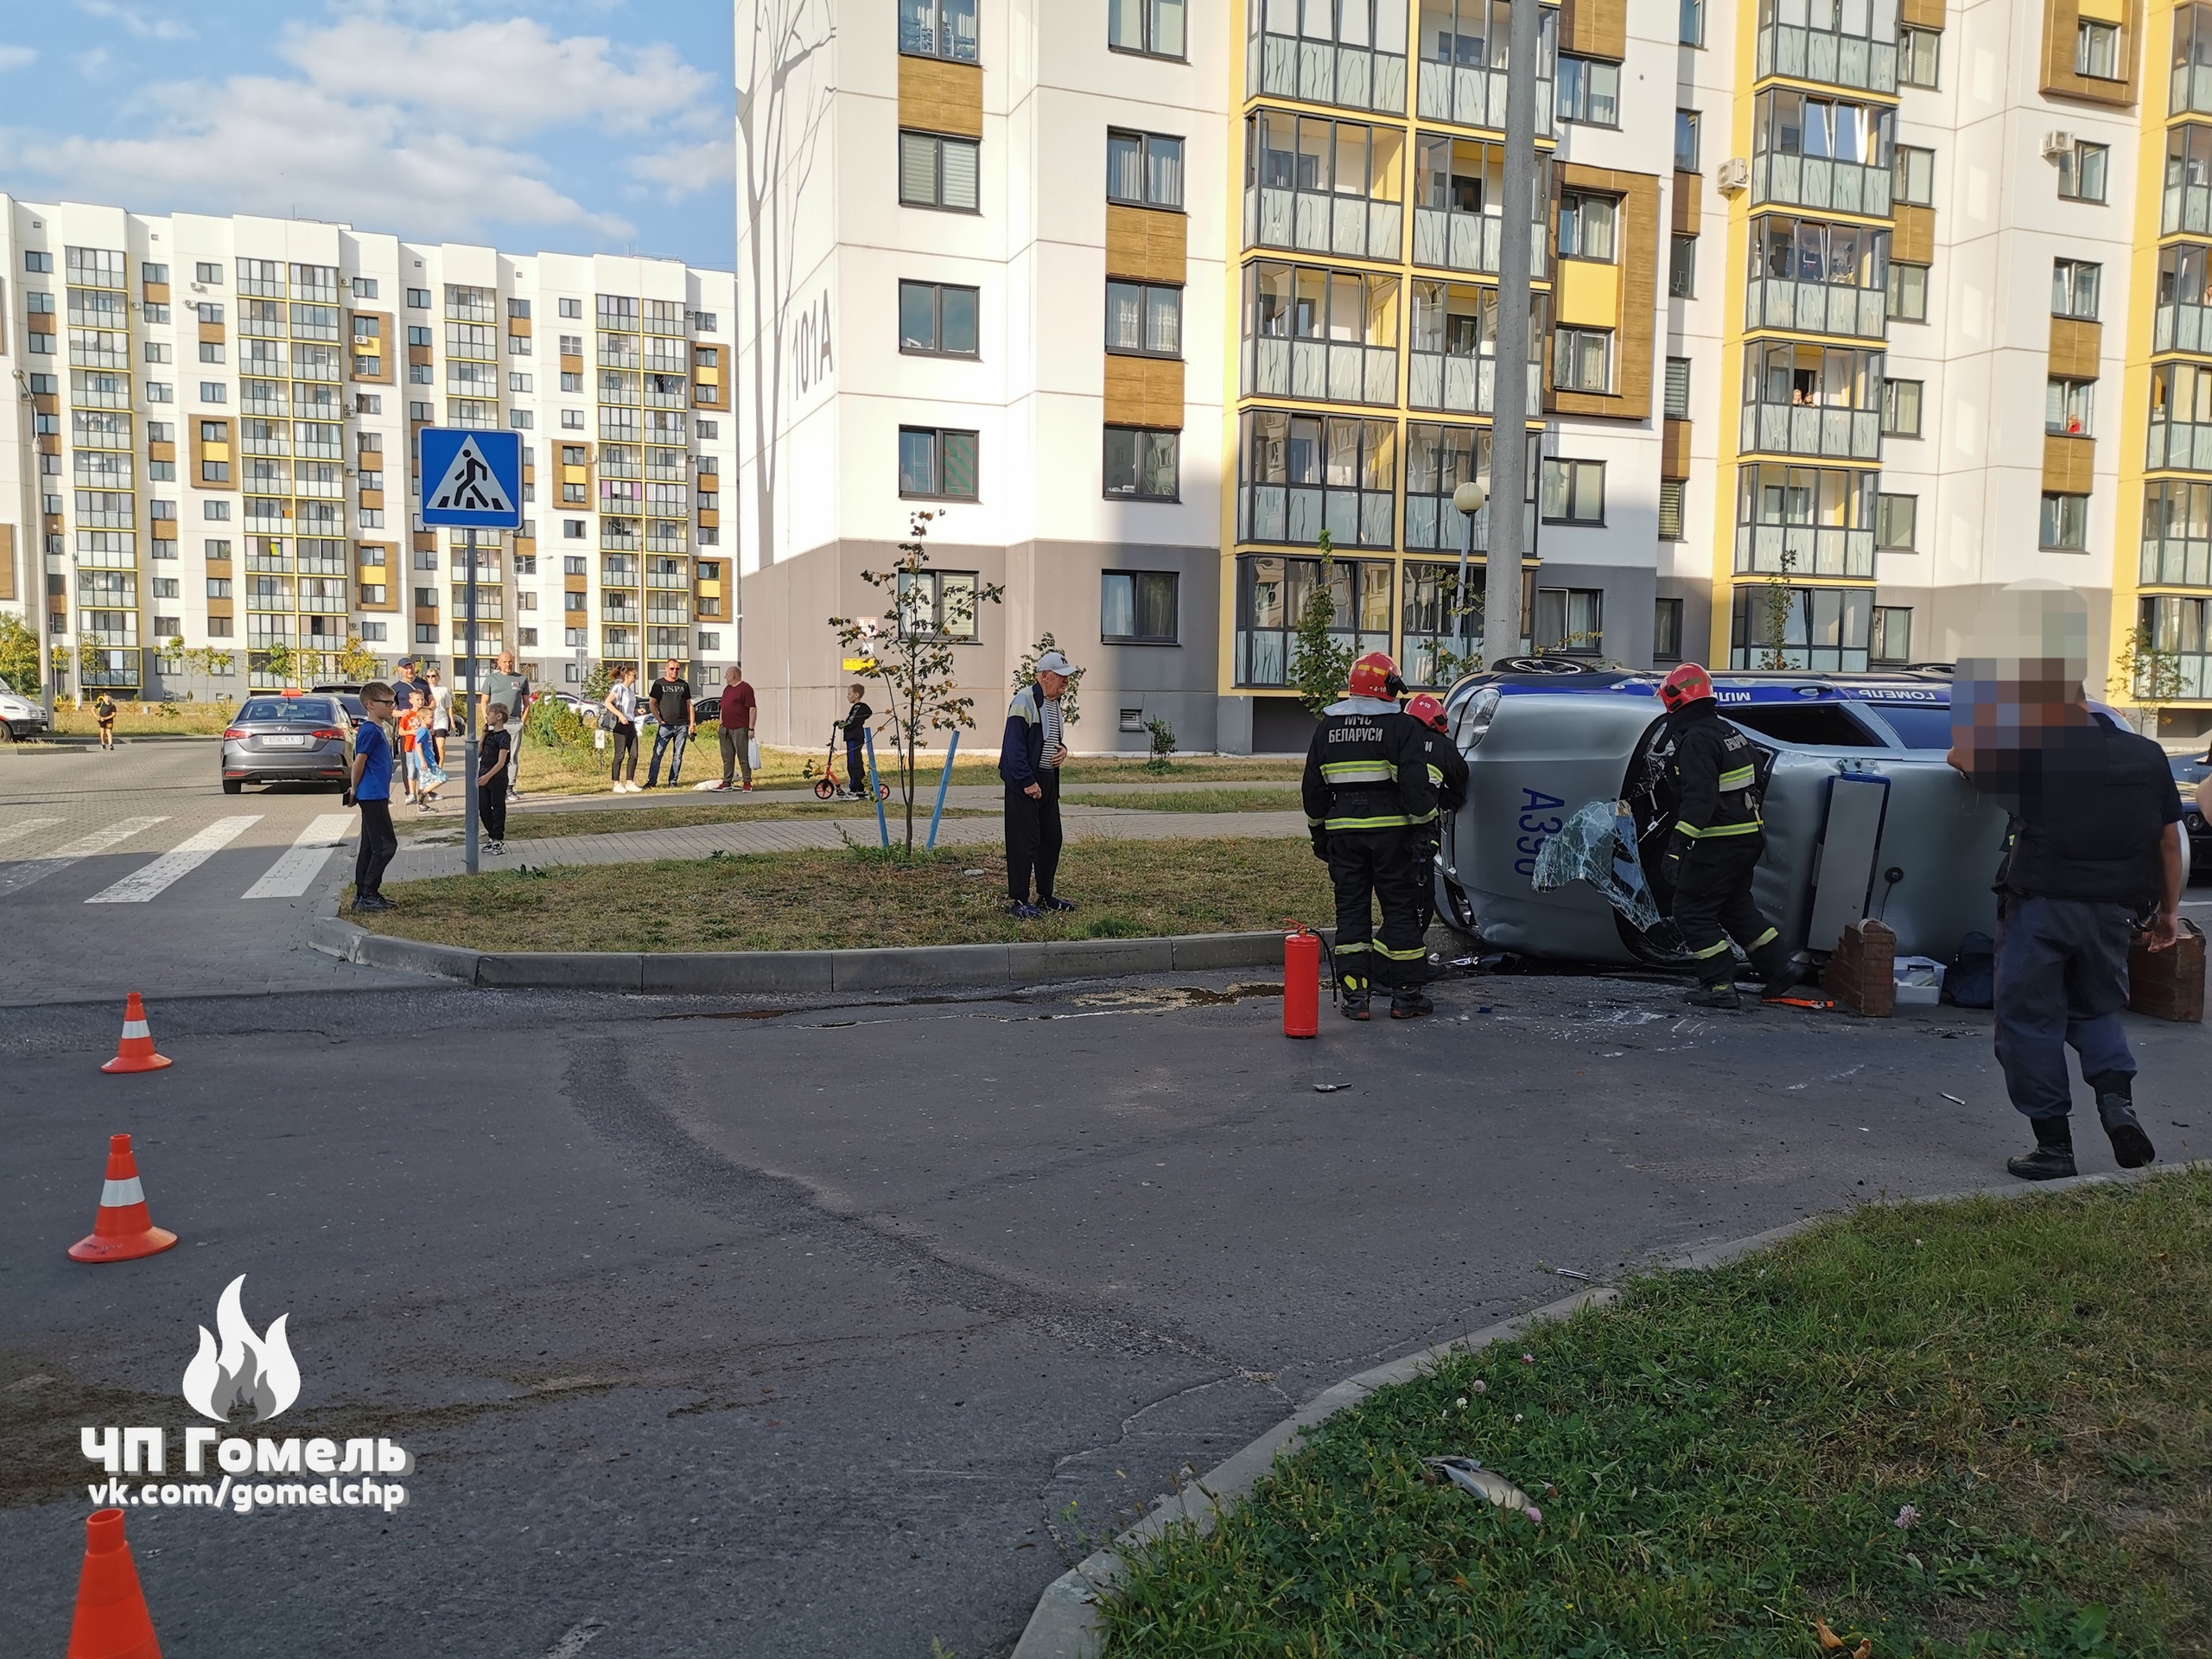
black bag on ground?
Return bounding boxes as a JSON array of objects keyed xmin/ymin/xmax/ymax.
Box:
[{"xmin": 1948, "ymin": 931, "xmax": 1995, "ymax": 1007}]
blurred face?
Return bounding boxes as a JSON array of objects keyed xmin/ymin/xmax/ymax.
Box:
[
  {"xmin": 847, "ymin": 685, "xmax": 862, "ymax": 704},
  {"xmin": 497, "ymin": 653, "xmax": 514, "ymax": 671},
  {"xmin": 664, "ymin": 661, "xmax": 680, "ymax": 679},
  {"xmin": 1038, "ymin": 670, "xmax": 1069, "ymax": 698}
]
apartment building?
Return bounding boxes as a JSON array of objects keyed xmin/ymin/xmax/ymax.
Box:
[
  {"xmin": 0, "ymin": 199, "xmax": 736, "ymax": 700},
  {"xmin": 736, "ymin": 0, "xmax": 2212, "ymax": 754}
]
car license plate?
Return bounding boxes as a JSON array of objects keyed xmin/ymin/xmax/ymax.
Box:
[{"xmin": 262, "ymin": 734, "xmax": 310, "ymax": 747}]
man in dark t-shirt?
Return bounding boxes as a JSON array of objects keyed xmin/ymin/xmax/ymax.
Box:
[{"xmin": 644, "ymin": 660, "xmax": 695, "ymax": 788}]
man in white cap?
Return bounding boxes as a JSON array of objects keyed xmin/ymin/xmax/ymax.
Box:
[{"xmin": 1000, "ymin": 649, "xmax": 1076, "ymax": 918}]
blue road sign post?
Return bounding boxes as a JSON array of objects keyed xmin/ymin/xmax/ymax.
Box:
[{"xmin": 418, "ymin": 429, "xmax": 524, "ymax": 875}]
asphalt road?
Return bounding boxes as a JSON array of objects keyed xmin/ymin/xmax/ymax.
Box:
[{"xmin": 4, "ymin": 972, "xmax": 2206, "ymax": 1657}]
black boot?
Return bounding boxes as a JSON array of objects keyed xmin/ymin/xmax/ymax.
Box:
[
  {"xmin": 1339, "ymin": 975, "xmax": 1371, "ymax": 1021},
  {"xmin": 1685, "ymin": 981, "xmax": 1741, "ymax": 1010},
  {"xmin": 1389, "ymin": 986, "xmax": 1434, "ymax": 1020},
  {"xmin": 2088, "ymin": 1071, "xmax": 2157, "ymax": 1170},
  {"xmin": 2007, "ymin": 1116, "xmax": 2077, "ymax": 1181}
]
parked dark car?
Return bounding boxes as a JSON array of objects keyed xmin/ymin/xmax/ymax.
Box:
[
  {"xmin": 220, "ymin": 692, "xmax": 353, "ymax": 793},
  {"xmin": 2177, "ymin": 744, "xmax": 2212, "ymax": 874}
]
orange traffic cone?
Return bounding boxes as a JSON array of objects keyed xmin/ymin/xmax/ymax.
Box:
[
  {"xmin": 67, "ymin": 1135, "xmax": 178, "ymax": 1263},
  {"xmin": 101, "ymin": 994, "xmax": 171, "ymax": 1075},
  {"xmin": 66, "ymin": 1508, "xmax": 162, "ymax": 1659}
]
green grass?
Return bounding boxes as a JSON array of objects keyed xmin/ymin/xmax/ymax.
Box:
[
  {"xmin": 52, "ymin": 702, "xmax": 236, "ymax": 736},
  {"xmin": 354, "ymin": 835, "xmax": 1333, "ymax": 953},
  {"xmin": 1101, "ymin": 1171, "xmax": 2212, "ymax": 1658},
  {"xmin": 397, "ymin": 798, "xmax": 993, "ymax": 841},
  {"xmin": 1065, "ymin": 786, "xmax": 1305, "ymax": 814}
]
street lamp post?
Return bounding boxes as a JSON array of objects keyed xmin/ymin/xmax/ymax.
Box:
[
  {"xmin": 1451, "ymin": 478, "xmax": 1488, "ymax": 668},
  {"xmin": 11, "ymin": 370, "xmax": 51, "ymax": 707}
]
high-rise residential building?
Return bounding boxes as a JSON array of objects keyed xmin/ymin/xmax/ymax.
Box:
[
  {"xmin": 0, "ymin": 198, "xmax": 736, "ymax": 700},
  {"xmin": 735, "ymin": 0, "xmax": 2212, "ymax": 752}
]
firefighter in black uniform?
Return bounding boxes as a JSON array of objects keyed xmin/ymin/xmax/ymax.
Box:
[
  {"xmin": 1301, "ymin": 652, "xmax": 1442, "ymax": 1020},
  {"xmin": 1405, "ymin": 691, "xmax": 1467, "ymax": 936},
  {"xmin": 1656, "ymin": 663, "xmax": 1796, "ymax": 1009}
]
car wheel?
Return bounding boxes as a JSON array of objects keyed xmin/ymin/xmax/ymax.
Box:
[
  {"xmin": 0, "ymin": 724, "xmax": 16, "ymax": 745},
  {"xmin": 222, "ymin": 779, "xmax": 244, "ymax": 795}
]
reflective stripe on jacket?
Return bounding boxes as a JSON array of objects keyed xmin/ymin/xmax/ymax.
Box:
[{"xmin": 1301, "ymin": 697, "xmax": 1441, "ymax": 834}]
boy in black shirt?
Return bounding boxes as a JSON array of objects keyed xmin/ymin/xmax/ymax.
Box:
[
  {"xmin": 841, "ymin": 683, "xmax": 873, "ymax": 799},
  {"xmin": 479, "ymin": 703, "xmax": 512, "ymax": 854}
]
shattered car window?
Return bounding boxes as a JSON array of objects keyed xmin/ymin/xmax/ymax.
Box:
[{"xmin": 1530, "ymin": 798, "xmax": 1664, "ymax": 933}]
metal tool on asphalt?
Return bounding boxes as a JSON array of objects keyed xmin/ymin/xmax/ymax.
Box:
[
  {"xmin": 66, "ymin": 1508, "xmax": 163, "ymax": 1659},
  {"xmin": 100, "ymin": 993, "xmax": 171, "ymax": 1074},
  {"xmin": 68, "ymin": 1135, "xmax": 178, "ymax": 1263},
  {"xmin": 1283, "ymin": 924, "xmax": 1320, "ymax": 1038}
]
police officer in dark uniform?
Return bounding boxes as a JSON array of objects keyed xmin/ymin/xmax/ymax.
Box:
[
  {"xmin": 1301, "ymin": 652, "xmax": 1442, "ymax": 1020},
  {"xmin": 1949, "ymin": 672, "xmax": 2186, "ymax": 1179},
  {"xmin": 1656, "ymin": 663, "xmax": 1796, "ymax": 1009}
]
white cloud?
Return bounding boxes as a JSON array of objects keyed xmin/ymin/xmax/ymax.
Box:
[
  {"xmin": 0, "ymin": 45, "xmax": 35, "ymax": 71},
  {"xmin": 73, "ymin": 47, "xmax": 111, "ymax": 79},
  {"xmin": 73, "ymin": 1, "xmax": 194, "ymax": 41},
  {"xmin": 628, "ymin": 138, "xmax": 737, "ymax": 202}
]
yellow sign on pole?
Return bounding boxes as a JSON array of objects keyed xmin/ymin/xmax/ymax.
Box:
[{"xmin": 842, "ymin": 657, "xmax": 876, "ymax": 671}]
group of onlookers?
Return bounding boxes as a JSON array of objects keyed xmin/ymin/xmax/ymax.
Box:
[{"xmin": 601, "ymin": 660, "xmax": 758, "ymax": 791}]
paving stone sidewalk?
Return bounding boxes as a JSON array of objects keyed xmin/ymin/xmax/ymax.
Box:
[{"xmin": 385, "ymin": 805, "xmax": 1310, "ymax": 883}]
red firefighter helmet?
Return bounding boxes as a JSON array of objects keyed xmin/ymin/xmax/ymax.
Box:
[
  {"xmin": 1405, "ymin": 692, "xmax": 1447, "ymax": 732},
  {"xmin": 1658, "ymin": 662, "xmax": 1716, "ymax": 711},
  {"xmin": 1348, "ymin": 651, "xmax": 1401, "ymax": 700}
]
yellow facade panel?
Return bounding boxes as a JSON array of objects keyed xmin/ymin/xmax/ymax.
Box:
[
  {"xmin": 899, "ymin": 55, "xmax": 983, "ymax": 139},
  {"xmin": 2042, "ymin": 434, "xmax": 2096, "ymax": 493},
  {"xmin": 2041, "ymin": 0, "xmax": 2140, "ymax": 106},
  {"xmin": 1103, "ymin": 353, "xmax": 1185, "ymax": 429},
  {"xmin": 1554, "ymin": 257, "xmax": 1621, "ymax": 327},
  {"xmin": 1558, "ymin": 0, "xmax": 1627, "ymax": 60},
  {"xmin": 2050, "ymin": 316, "xmax": 2103, "ymax": 379},
  {"xmin": 1891, "ymin": 203, "xmax": 1936, "ymax": 265},
  {"xmin": 0, "ymin": 525, "xmax": 13, "ymax": 601},
  {"xmin": 1105, "ymin": 204, "xmax": 1187, "ymax": 283}
]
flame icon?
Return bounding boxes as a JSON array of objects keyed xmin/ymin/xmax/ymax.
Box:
[{"xmin": 181, "ymin": 1275, "xmax": 300, "ymax": 1423}]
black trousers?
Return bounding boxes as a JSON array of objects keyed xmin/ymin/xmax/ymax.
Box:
[
  {"xmin": 1004, "ymin": 771, "xmax": 1063, "ymax": 902},
  {"xmin": 609, "ymin": 724, "xmax": 638, "ymax": 781},
  {"xmin": 1670, "ymin": 834, "xmax": 1787, "ymax": 988},
  {"xmin": 480, "ymin": 779, "xmax": 508, "ymax": 842},
  {"xmin": 1326, "ymin": 830, "xmax": 1428, "ymax": 989},
  {"xmin": 354, "ymin": 799, "xmax": 397, "ymax": 899}
]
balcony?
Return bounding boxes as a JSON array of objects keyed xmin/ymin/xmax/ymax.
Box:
[
  {"xmin": 2149, "ymin": 417, "xmax": 2212, "ymax": 473},
  {"xmin": 1732, "ymin": 524, "xmax": 1876, "ymax": 577},
  {"xmin": 2155, "ymin": 301, "xmax": 2212, "ymax": 353},
  {"xmin": 1403, "ymin": 495, "xmax": 1536, "ymax": 555},
  {"xmin": 1751, "ymin": 153, "xmax": 1892, "ymax": 218},
  {"xmin": 1754, "ymin": 24, "xmax": 1897, "ymax": 94},
  {"xmin": 1244, "ymin": 186, "xmax": 1403, "ymax": 264},
  {"xmin": 1410, "ymin": 208, "xmax": 1548, "ymax": 279},
  {"xmin": 1236, "ymin": 483, "xmax": 1395, "ymax": 550},
  {"xmin": 1738, "ymin": 403, "xmax": 1882, "ymax": 462},
  {"xmin": 1245, "ymin": 338, "xmax": 1399, "ymax": 405},
  {"xmin": 1414, "ymin": 60, "xmax": 1554, "ymax": 138},
  {"xmin": 1249, "ymin": 30, "xmax": 1408, "ymax": 116},
  {"xmin": 2142, "ymin": 533, "xmax": 2212, "ymax": 587},
  {"xmin": 601, "ymin": 599, "xmax": 642, "ymax": 626},
  {"xmin": 1745, "ymin": 278, "xmax": 1888, "ymax": 340}
]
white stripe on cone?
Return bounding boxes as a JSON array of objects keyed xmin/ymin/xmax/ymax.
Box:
[
  {"xmin": 121, "ymin": 1020, "xmax": 150, "ymax": 1039},
  {"xmin": 101, "ymin": 1178, "xmax": 146, "ymax": 1207}
]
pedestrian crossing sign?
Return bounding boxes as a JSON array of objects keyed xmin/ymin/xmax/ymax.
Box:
[{"xmin": 418, "ymin": 429, "xmax": 524, "ymax": 529}]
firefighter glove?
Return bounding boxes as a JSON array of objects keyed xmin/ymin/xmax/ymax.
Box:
[{"xmin": 1310, "ymin": 829, "xmax": 1331, "ymax": 861}]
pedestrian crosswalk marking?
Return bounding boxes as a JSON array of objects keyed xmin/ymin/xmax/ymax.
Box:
[
  {"xmin": 0, "ymin": 817, "xmax": 169, "ymax": 899},
  {"xmin": 0, "ymin": 817, "xmax": 63, "ymax": 855},
  {"xmin": 86, "ymin": 817, "xmax": 261, "ymax": 905},
  {"xmin": 242, "ymin": 813, "xmax": 355, "ymax": 899}
]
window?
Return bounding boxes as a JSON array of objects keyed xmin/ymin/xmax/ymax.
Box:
[
  {"xmin": 1669, "ymin": 233, "xmax": 1698, "ymax": 298},
  {"xmin": 506, "ymin": 297, "xmax": 531, "ymax": 321},
  {"xmin": 1893, "ymin": 145, "xmax": 1935, "ymax": 207},
  {"xmin": 146, "ymin": 383, "xmax": 174, "ymax": 404},
  {"xmin": 898, "ymin": 281, "xmax": 980, "ymax": 356},
  {"xmin": 1102, "ymin": 570, "xmax": 1179, "ymax": 641},
  {"xmin": 2040, "ymin": 492, "xmax": 2089, "ymax": 549},
  {"xmin": 1675, "ymin": 110, "xmax": 1700, "ymax": 171},
  {"xmin": 1654, "ymin": 594, "xmax": 1686, "ymax": 658},
  {"xmin": 204, "ymin": 501, "xmax": 231, "ymax": 521},
  {"xmin": 1557, "ymin": 55, "xmax": 1621, "ymax": 126},
  {"xmin": 145, "ymin": 341, "xmax": 172, "ymax": 364},
  {"xmin": 199, "ymin": 341, "xmax": 225, "ymax": 364},
  {"xmin": 2052, "ymin": 257, "xmax": 2101, "ymax": 319},
  {"xmin": 2047, "ymin": 377, "xmax": 2094, "ymax": 436},
  {"xmin": 1871, "ymin": 606, "xmax": 1913, "ymax": 664},
  {"xmin": 1109, "ymin": 0, "xmax": 1185, "ymax": 58},
  {"xmin": 1681, "ymin": 0, "xmax": 1705, "ymax": 47},
  {"xmin": 198, "ymin": 381, "xmax": 226, "ymax": 404},
  {"xmin": 353, "ymin": 277, "xmax": 378, "ymax": 299},
  {"xmin": 510, "ymin": 372, "xmax": 533, "ymax": 393},
  {"xmin": 206, "ymin": 578, "xmax": 232, "ymax": 598},
  {"xmin": 561, "ymin": 372, "xmax": 584, "ymax": 392},
  {"xmin": 2058, "ymin": 141, "xmax": 2109, "ymax": 203},
  {"xmin": 560, "ymin": 297, "xmax": 582, "ymax": 319},
  {"xmin": 407, "ymin": 288, "xmax": 431, "ymax": 310},
  {"xmin": 2075, "ymin": 19, "xmax": 2120, "ymax": 79},
  {"xmin": 1888, "ymin": 262, "xmax": 1929, "ymax": 321},
  {"xmin": 1235, "ymin": 554, "xmax": 1395, "ymax": 684},
  {"xmin": 1664, "ymin": 356, "xmax": 1692, "ymax": 419},
  {"xmin": 1541, "ymin": 458, "xmax": 1605, "ymax": 524},
  {"xmin": 1107, "ymin": 130, "xmax": 1185, "ymax": 209},
  {"xmin": 1899, "ymin": 26, "xmax": 1940, "ymax": 87},
  {"xmin": 1553, "ymin": 326, "xmax": 1611, "ymax": 393},
  {"xmin": 508, "ymin": 333, "xmax": 531, "ymax": 356},
  {"xmin": 1658, "ymin": 480, "xmax": 1687, "ymax": 543},
  {"xmin": 1103, "ymin": 427, "xmax": 1180, "ymax": 499},
  {"xmin": 894, "ymin": 569, "xmax": 982, "ymax": 640},
  {"xmin": 1534, "ymin": 588, "xmax": 1604, "ymax": 655},
  {"xmin": 1557, "ymin": 192, "xmax": 1618, "ymax": 261},
  {"xmin": 900, "ymin": 0, "xmax": 980, "ymax": 61},
  {"xmin": 193, "ymin": 261, "xmax": 219, "ymax": 284},
  {"xmin": 142, "ymin": 262, "xmax": 168, "ymax": 286},
  {"xmin": 201, "ymin": 460, "xmax": 230, "ymax": 483},
  {"xmin": 1105, "ymin": 281, "xmax": 1182, "ymax": 356},
  {"xmin": 1875, "ymin": 492, "xmax": 1917, "ymax": 550},
  {"xmin": 562, "ymin": 410, "xmax": 584, "ymax": 429},
  {"xmin": 899, "ymin": 427, "xmax": 979, "ymax": 499},
  {"xmin": 1882, "ymin": 378, "xmax": 1923, "ymax": 436},
  {"xmin": 899, "ymin": 132, "xmax": 982, "ymax": 211}
]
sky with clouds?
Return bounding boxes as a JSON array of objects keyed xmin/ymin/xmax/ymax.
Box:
[{"xmin": 0, "ymin": 0, "xmax": 735, "ymax": 270}]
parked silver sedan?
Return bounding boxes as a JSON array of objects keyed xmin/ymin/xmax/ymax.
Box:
[{"xmin": 219, "ymin": 692, "xmax": 353, "ymax": 794}]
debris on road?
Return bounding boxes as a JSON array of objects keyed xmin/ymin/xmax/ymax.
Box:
[
  {"xmin": 1420, "ymin": 1456, "xmax": 1533, "ymax": 1515},
  {"xmin": 1941, "ymin": 1092, "xmax": 1967, "ymax": 1106},
  {"xmin": 1554, "ymin": 1268, "xmax": 1591, "ymax": 1281},
  {"xmin": 1313, "ymin": 1082, "xmax": 1347, "ymax": 1093}
]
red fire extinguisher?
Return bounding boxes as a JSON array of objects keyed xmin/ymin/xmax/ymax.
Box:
[{"xmin": 1284, "ymin": 925, "xmax": 1320, "ymax": 1039}]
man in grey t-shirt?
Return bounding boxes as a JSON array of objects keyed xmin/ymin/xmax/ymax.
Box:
[{"xmin": 479, "ymin": 651, "xmax": 531, "ymax": 797}]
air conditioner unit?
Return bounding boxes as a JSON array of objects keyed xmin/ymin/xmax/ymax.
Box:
[
  {"xmin": 1716, "ymin": 156, "xmax": 1750, "ymax": 194},
  {"xmin": 2041, "ymin": 130, "xmax": 2076, "ymax": 160}
]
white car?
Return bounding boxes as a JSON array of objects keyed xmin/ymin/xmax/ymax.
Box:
[{"xmin": 0, "ymin": 675, "xmax": 51, "ymax": 742}]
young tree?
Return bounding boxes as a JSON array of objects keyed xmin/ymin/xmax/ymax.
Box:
[
  {"xmin": 334, "ymin": 634, "xmax": 380, "ymax": 685},
  {"xmin": 830, "ymin": 511, "xmax": 1004, "ymax": 855},
  {"xmin": 2112, "ymin": 621, "xmax": 2183, "ymax": 734},
  {"xmin": 1014, "ymin": 632, "xmax": 1085, "ymax": 730},
  {"xmin": 1290, "ymin": 531, "xmax": 1355, "ymax": 716},
  {"xmin": 0, "ymin": 613, "xmax": 39, "ymax": 696}
]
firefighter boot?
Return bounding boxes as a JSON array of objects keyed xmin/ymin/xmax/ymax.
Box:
[
  {"xmin": 2088, "ymin": 1071, "xmax": 2156, "ymax": 1169},
  {"xmin": 1389, "ymin": 986, "xmax": 1433, "ymax": 1020},
  {"xmin": 1684, "ymin": 980, "xmax": 1741, "ymax": 1011},
  {"xmin": 1339, "ymin": 974, "xmax": 1372, "ymax": 1020},
  {"xmin": 2006, "ymin": 1115, "xmax": 2078, "ymax": 1181}
]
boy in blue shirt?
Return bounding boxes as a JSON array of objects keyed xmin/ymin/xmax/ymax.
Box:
[{"xmin": 348, "ymin": 681, "xmax": 399, "ymax": 912}]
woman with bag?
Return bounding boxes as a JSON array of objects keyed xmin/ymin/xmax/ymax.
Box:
[{"xmin": 604, "ymin": 664, "xmax": 642, "ymax": 793}]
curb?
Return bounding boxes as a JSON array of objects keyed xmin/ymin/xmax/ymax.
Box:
[
  {"xmin": 307, "ymin": 918, "xmax": 1297, "ymax": 991},
  {"xmin": 1009, "ymin": 1162, "xmax": 2194, "ymax": 1658}
]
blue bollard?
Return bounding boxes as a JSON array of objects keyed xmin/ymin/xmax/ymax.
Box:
[
  {"xmin": 864, "ymin": 728, "xmax": 889, "ymax": 848},
  {"xmin": 926, "ymin": 729, "xmax": 960, "ymax": 850}
]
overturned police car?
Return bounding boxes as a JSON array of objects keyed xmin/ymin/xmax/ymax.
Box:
[{"xmin": 1433, "ymin": 664, "xmax": 2012, "ymax": 969}]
